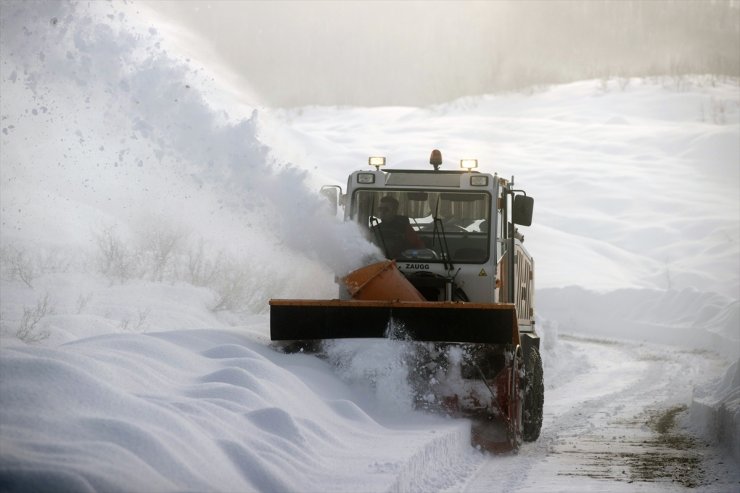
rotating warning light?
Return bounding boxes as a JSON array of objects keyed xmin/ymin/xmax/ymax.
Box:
[{"xmin": 429, "ymin": 149, "xmax": 443, "ymax": 171}]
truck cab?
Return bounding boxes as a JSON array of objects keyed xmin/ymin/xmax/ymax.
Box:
[{"xmin": 323, "ymin": 151, "xmax": 535, "ymax": 331}]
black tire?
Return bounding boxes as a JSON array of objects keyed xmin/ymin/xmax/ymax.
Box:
[{"xmin": 522, "ymin": 347, "xmax": 544, "ymax": 442}]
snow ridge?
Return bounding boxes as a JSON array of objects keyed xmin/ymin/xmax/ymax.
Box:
[{"xmin": 385, "ymin": 423, "xmax": 476, "ymax": 493}]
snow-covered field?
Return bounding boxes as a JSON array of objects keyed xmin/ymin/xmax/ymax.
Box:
[{"xmin": 1, "ymin": 1, "xmax": 738, "ymax": 492}]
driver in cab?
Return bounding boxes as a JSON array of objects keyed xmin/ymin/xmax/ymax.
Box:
[{"xmin": 374, "ymin": 196, "xmax": 424, "ymax": 258}]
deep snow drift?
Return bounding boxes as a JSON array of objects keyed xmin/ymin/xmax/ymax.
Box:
[{"xmin": 1, "ymin": 1, "xmax": 738, "ymax": 492}]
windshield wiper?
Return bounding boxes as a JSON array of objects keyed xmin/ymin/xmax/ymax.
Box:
[{"xmin": 431, "ymin": 198, "xmax": 454, "ymax": 271}]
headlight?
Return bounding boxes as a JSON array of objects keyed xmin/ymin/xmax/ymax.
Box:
[
  {"xmin": 368, "ymin": 156, "xmax": 386, "ymax": 169},
  {"xmin": 357, "ymin": 173, "xmax": 376, "ymax": 184},
  {"xmin": 470, "ymin": 175, "xmax": 488, "ymax": 186}
]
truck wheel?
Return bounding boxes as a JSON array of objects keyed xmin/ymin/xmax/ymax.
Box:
[{"xmin": 522, "ymin": 347, "xmax": 544, "ymax": 442}]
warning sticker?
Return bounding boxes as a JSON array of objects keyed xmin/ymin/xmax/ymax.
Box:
[{"xmin": 478, "ymin": 268, "xmax": 488, "ymax": 277}]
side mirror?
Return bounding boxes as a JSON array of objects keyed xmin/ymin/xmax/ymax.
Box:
[
  {"xmin": 320, "ymin": 185, "xmax": 342, "ymax": 216},
  {"xmin": 512, "ymin": 194, "xmax": 534, "ymax": 226}
]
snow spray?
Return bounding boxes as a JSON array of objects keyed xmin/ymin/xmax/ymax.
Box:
[{"xmin": 0, "ymin": 0, "xmax": 377, "ymax": 294}]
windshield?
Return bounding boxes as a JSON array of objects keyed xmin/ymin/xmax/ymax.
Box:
[{"xmin": 351, "ymin": 189, "xmax": 491, "ymax": 263}]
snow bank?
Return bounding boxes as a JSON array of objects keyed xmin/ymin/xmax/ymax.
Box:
[
  {"xmin": 689, "ymin": 361, "xmax": 740, "ymax": 466},
  {"xmin": 537, "ymin": 287, "xmax": 739, "ymax": 361},
  {"xmin": 0, "ymin": 329, "xmax": 471, "ymax": 492}
]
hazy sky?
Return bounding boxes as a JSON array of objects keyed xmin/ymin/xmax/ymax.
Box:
[{"xmin": 141, "ymin": 0, "xmax": 739, "ymax": 107}]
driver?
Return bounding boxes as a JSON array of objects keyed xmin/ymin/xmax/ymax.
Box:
[{"xmin": 374, "ymin": 196, "xmax": 424, "ymax": 258}]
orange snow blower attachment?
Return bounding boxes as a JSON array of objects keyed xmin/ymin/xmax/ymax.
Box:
[
  {"xmin": 343, "ymin": 261, "xmax": 425, "ymax": 302},
  {"xmin": 269, "ymin": 261, "xmax": 524, "ymax": 452}
]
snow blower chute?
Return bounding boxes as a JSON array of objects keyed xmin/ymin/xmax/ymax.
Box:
[{"xmin": 270, "ymin": 151, "xmax": 544, "ymax": 451}]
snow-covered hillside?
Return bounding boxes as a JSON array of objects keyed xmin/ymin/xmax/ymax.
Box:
[{"xmin": 1, "ymin": 1, "xmax": 738, "ymax": 492}]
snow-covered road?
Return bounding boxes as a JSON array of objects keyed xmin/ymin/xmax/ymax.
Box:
[{"xmin": 459, "ymin": 335, "xmax": 736, "ymax": 492}]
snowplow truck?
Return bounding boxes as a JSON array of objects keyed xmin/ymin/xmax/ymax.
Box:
[{"xmin": 270, "ymin": 150, "xmax": 543, "ymax": 451}]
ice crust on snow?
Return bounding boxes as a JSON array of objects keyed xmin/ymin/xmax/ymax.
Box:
[{"xmin": 1, "ymin": 0, "xmax": 739, "ymax": 491}]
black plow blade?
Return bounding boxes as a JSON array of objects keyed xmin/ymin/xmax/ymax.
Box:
[{"xmin": 269, "ymin": 300, "xmax": 518, "ymax": 345}]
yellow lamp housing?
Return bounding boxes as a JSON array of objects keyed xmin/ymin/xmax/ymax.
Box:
[
  {"xmin": 368, "ymin": 156, "xmax": 386, "ymax": 170},
  {"xmin": 460, "ymin": 159, "xmax": 478, "ymax": 170}
]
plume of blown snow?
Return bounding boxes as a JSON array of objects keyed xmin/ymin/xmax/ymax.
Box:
[{"xmin": 0, "ymin": 0, "xmax": 377, "ymax": 280}]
